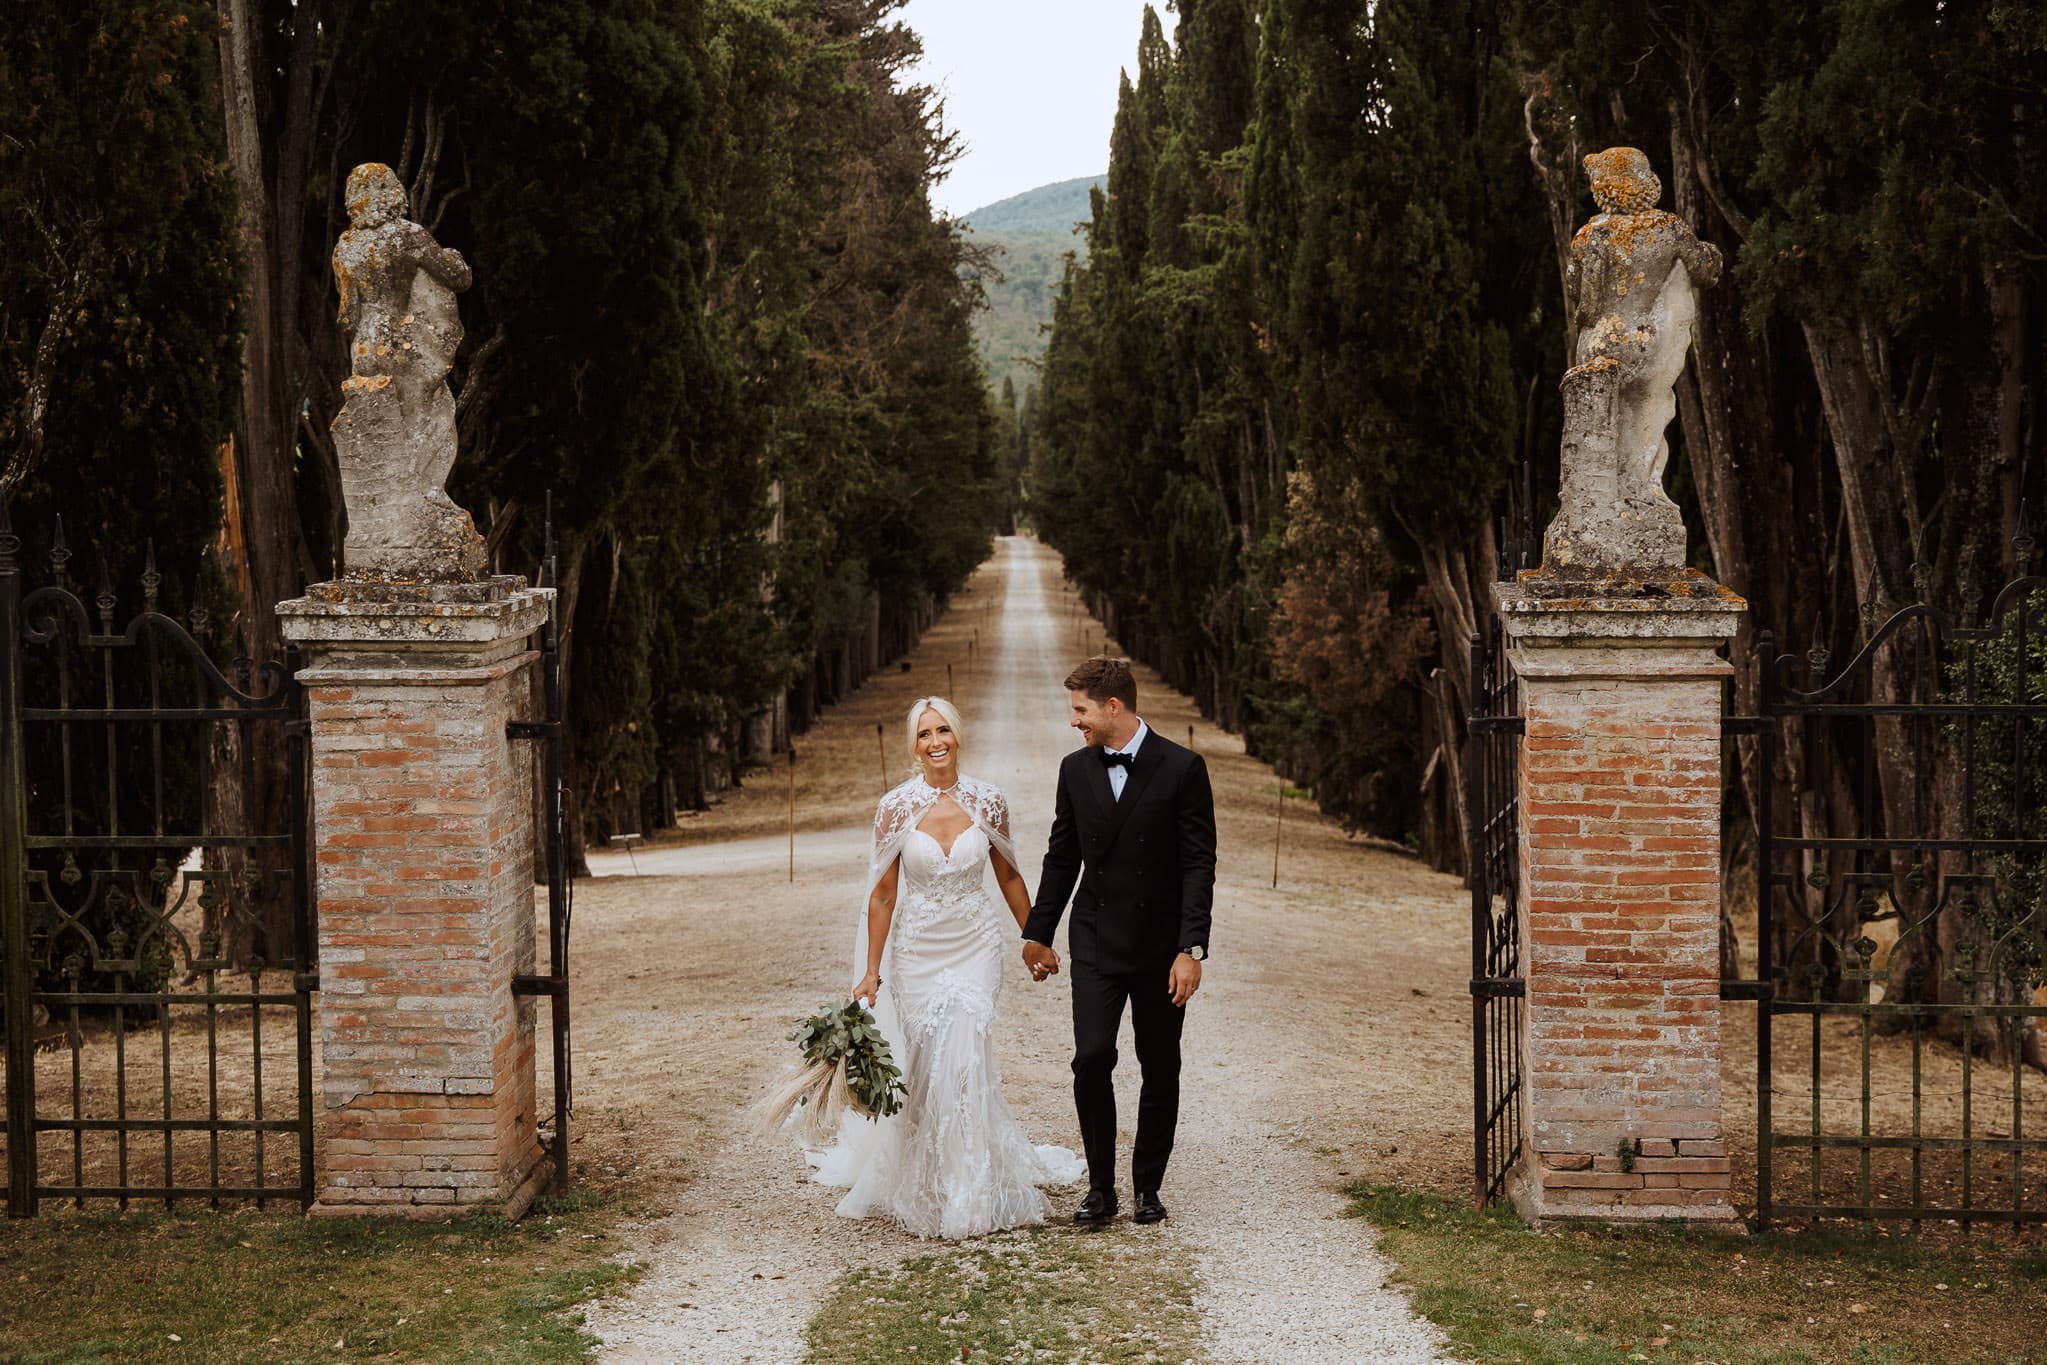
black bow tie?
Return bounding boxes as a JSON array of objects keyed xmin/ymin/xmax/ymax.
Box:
[{"xmin": 1098, "ymin": 750, "xmax": 1133, "ymax": 770}]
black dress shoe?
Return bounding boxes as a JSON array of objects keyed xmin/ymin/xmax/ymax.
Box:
[
  {"xmin": 1132, "ymin": 1191, "xmax": 1167, "ymax": 1224},
  {"xmin": 1073, "ymin": 1189, "xmax": 1118, "ymax": 1225}
]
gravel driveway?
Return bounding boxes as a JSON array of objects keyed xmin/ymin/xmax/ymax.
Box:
[{"xmin": 571, "ymin": 537, "xmax": 1463, "ymax": 1362}]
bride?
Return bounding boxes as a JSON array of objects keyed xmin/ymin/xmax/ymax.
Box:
[{"xmin": 806, "ymin": 696, "xmax": 1084, "ymax": 1237}]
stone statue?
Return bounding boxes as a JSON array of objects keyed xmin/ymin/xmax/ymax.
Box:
[
  {"xmin": 330, "ymin": 163, "xmax": 487, "ymax": 585},
  {"xmin": 1541, "ymin": 147, "xmax": 1723, "ymax": 578}
]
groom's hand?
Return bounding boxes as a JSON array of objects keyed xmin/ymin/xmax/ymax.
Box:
[
  {"xmin": 1022, "ymin": 940, "xmax": 1060, "ymax": 982},
  {"xmin": 1168, "ymin": 952, "xmax": 1202, "ymax": 1007}
]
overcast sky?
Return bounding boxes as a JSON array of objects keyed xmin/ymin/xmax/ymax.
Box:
[{"xmin": 899, "ymin": 0, "xmax": 1178, "ymax": 219}]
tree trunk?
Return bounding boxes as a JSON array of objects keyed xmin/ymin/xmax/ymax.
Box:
[
  {"xmin": 556, "ymin": 537, "xmax": 591, "ymax": 878},
  {"xmin": 1412, "ymin": 530, "xmax": 1490, "ymax": 878},
  {"xmin": 1984, "ymin": 266, "xmax": 2030, "ymax": 586},
  {"xmin": 213, "ymin": 0, "xmax": 310, "ymax": 961},
  {"xmin": 1666, "ymin": 117, "xmax": 1838, "ymax": 981},
  {"xmin": 1427, "ymin": 664, "xmax": 1469, "ymax": 877}
]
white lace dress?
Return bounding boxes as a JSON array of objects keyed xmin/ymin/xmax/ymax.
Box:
[{"xmin": 806, "ymin": 774, "xmax": 1084, "ymax": 1238}]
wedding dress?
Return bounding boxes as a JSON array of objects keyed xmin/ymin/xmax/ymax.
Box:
[{"xmin": 806, "ymin": 773, "xmax": 1085, "ymax": 1238}]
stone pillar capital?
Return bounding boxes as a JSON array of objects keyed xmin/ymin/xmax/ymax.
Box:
[
  {"xmin": 1493, "ymin": 569, "xmax": 1745, "ymax": 659},
  {"xmin": 278, "ymin": 578, "xmax": 552, "ymax": 667}
]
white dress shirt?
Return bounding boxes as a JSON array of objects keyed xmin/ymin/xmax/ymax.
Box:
[{"xmin": 1104, "ymin": 720, "xmax": 1149, "ymax": 800}]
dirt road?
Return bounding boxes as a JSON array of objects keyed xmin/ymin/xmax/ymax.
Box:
[{"xmin": 572, "ymin": 537, "xmax": 1466, "ymax": 1361}]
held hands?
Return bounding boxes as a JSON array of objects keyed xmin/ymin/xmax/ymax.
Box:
[
  {"xmin": 1021, "ymin": 940, "xmax": 1061, "ymax": 983},
  {"xmin": 1168, "ymin": 952, "xmax": 1202, "ymax": 1007}
]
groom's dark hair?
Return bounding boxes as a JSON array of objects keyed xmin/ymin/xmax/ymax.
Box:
[{"xmin": 1065, "ymin": 656, "xmax": 1137, "ymax": 711}]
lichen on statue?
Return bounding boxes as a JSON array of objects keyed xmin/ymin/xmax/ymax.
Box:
[
  {"xmin": 329, "ymin": 162, "xmax": 487, "ymax": 588},
  {"xmin": 1539, "ymin": 148, "xmax": 1724, "ymax": 582}
]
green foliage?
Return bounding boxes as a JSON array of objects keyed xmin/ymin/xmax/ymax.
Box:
[
  {"xmin": 1033, "ymin": 2, "xmax": 1272, "ymax": 739},
  {"xmin": 789, "ymin": 999, "xmax": 906, "ymax": 1119},
  {"xmin": 668, "ymin": 0, "xmax": 999, "ymax": 821},
  {"xmin": 65, "ymin": 0, "xmax": 1004, "ymax": 854},
  {"xmin": 1, "ymin": 1, "xmax": 241, "ymax": 993},
  {"xmin": 0, "ymin": 0, "xmax": 239, "ymax": 544},
  {"xmin": 306, "ymin": 1, "xmax": 752, "ymax": 847},
  {"xmin": 962, "ymin": 177, "xmax": 1103, "ymax": 401},
  {"xmin": 1945, "ymin": 589, "xmax": 2047, "ymax": 991},
  {"xmin": 1515, "ymin": 0, "xmax": 2045, "ymax": 986},
  {"xmin": 1741, "ymin": 0, "xmax": 2047, "ymax": 332},
  {"xmin": 965, "ymin": 224, "xmax": 1085, "ymax": 403},
  {"xmin": 1031, "ymin": 0, "xmax": 1553, "ymax": 851},
  {"xmin": 0, "ymin": 1199, "xmax": 639, "ymax": 1361},
  {"xmin": 1039, "ymin": 0, "xmax": 2045, "ymax": 873},
  {"xmin": 1346, "ymin": 1182, "xmax": 2046, "ymax": 1364}
]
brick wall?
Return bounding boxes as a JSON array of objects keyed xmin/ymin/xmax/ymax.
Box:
[
  {"xmin": 1496, "ymin": 588, "xmax": 1745, "ymax": 1230},
  {"xmin": 283, "ymin": 591, "xmax": 551, "ymax": 1218}
]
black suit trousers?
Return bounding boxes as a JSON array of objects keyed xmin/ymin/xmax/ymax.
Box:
[{"xmin": 1069, "ymin": 955, "xmax": 1185, "ymax": 1196}]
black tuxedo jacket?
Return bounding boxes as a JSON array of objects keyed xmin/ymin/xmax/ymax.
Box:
[{"xmin": 1024, "ymin": 730, "xmax": 1217, "ymax": 974}]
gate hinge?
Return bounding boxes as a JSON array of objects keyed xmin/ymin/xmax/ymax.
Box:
[
  {"xmin": 513, "ymin": 974, "xmax": 568, "ymax": 997},
  {"xmin": 507, "ymin": 720, "xmax": 562, "ymax": 741},
  {"xmin": 1469, "ymin": 976, "xmax": 1526, "ymax": 998},
  {"xmin": 1468, "ymin": 716, "xmax": 1526, "ymax": 735},
  {"xmin": 1718, "ymin": 978, "xmax": 1774, "ymax": 1001},
  {"xmin": 284, "ymin": 719, "xmax": 313, "ymax": 737},
  {"xmin": 294, "ymin": 971, "xmax": 320, "ymax": 993},
  {"xmin": 1721, "ymin": 716, "xmax": 1774, "ymax": 736}
]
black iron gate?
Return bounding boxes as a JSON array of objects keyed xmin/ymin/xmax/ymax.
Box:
[
  {"xmin": 0, "ymin": 515, "xmax": 315, "ymax": 1215},
  {"xmin": 1735, "ymin": 546, "xmax": 2046, "ymax": 1230},
  {"xmin": 510, "ymin": 512, "xmax": 572, "ymax": 1196},
  {"xmin": 1468, "ymin": 611, "xmax": 1526, "ymax": 1205},
  {"xmin": 1468, "ymin": 506, "xmax": 1535, "ymax": 1207}
]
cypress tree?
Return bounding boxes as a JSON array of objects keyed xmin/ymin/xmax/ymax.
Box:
[{"xmin": 1, "ymin": 0, "xmax": 244, "ymax": 985}]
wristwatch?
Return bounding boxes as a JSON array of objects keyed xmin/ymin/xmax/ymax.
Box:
[{"xmin": 1184, "ymin": 944, "xmax": 1207, "ymax": 961}]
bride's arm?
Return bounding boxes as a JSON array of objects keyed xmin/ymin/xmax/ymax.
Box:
[
  {"xmin": 988, "ymin": 847, "xmax": 1033, "ymax": 933},
  {"xmin": 855, "ymin": 858, "xmax": 900, "ymax": 1004}
]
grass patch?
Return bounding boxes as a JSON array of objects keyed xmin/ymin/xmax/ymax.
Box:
[
  {"xmin": 1347, "ymin": 1185, "xmax": 2046, "ymax": 1364},
  {"xmin": 806, "ymin": 1224, "xmax": 1200, "ymax": 1364},
  {"xmin": 0, "ymin": 1197, "xmax": 640, "ymax": 1363}
]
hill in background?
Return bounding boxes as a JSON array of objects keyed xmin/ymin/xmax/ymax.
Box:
[
  {"xmin": 963, "ymin": 175, "xmax": 1102, "ymax": 234},
  {"xmin": 961, "ymin": 175, "xmax": 1102, "ymax": 400}
]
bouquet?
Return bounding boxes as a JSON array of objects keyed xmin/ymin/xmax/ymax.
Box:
[{"xmin": 757, "ymin": 999, "xmax": 907, "ymax": 1143}]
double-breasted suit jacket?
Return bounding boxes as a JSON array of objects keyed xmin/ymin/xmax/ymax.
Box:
[{"xmin": 1024, "ymin": 732, "xmax": 1216, "ymax": 971}]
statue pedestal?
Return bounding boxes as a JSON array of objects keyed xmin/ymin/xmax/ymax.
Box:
[
  {"xmin": 1494, "ymin": 571, "xmax": 1747, "ymax": 1231},
  {"xmin": 280, "ymin": 582, "xmax": 553, "ymax": 1219}
]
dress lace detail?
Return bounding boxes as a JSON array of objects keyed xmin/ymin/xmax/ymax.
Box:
[{"xmin": 806, "ymin": 775, "xmax": 1084, "ymax": 1238}]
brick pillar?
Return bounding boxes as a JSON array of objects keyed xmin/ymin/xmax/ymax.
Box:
[
  {"xmin": 279, "ymin": 581, "xmax": 553, "ymax": 1219},
  {"xmin": 1494, "ymin": 573, "xmax": 1746, "ymax": 1230}
]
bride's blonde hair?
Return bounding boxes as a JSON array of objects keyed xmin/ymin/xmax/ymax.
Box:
[{"xmin": 906, "ymin": 696, "xmax": 967, "ymax": 774}]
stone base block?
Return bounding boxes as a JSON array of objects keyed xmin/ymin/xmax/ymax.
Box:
[
  {"xmin": 309, "ymin": 1147, "xmax": 553, "ymax": 1223},
  {"xmin": 1509, "ymin": 1149, "xmax": 1747, "ymax": 1233}
]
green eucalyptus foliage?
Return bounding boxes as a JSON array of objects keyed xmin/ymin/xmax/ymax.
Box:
[{"xmin": 790, "ymin": 999, "xmax": 906, "ymax": 1120}]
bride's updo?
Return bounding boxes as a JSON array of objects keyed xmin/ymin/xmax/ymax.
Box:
[{"xmin": 905, "ymin": 695, "xmax": 966, "ymax": 774}]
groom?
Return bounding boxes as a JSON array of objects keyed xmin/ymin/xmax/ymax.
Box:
[{"xmin": 1022, "ymin": 657, "xmax": 1217, "ymax": 1226}]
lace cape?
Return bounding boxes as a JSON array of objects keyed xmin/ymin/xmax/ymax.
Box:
[
  {"xmin": 866, "ymin": 773, "xmax": 1019, "ymax": 897},
  {"xmin": 853, "ymin": 773, "xmax": 1019, "ymax": 1009},
  {"xmin": 828, "ymin": 775, "xmax": 1017, "ymax": 1150}
]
